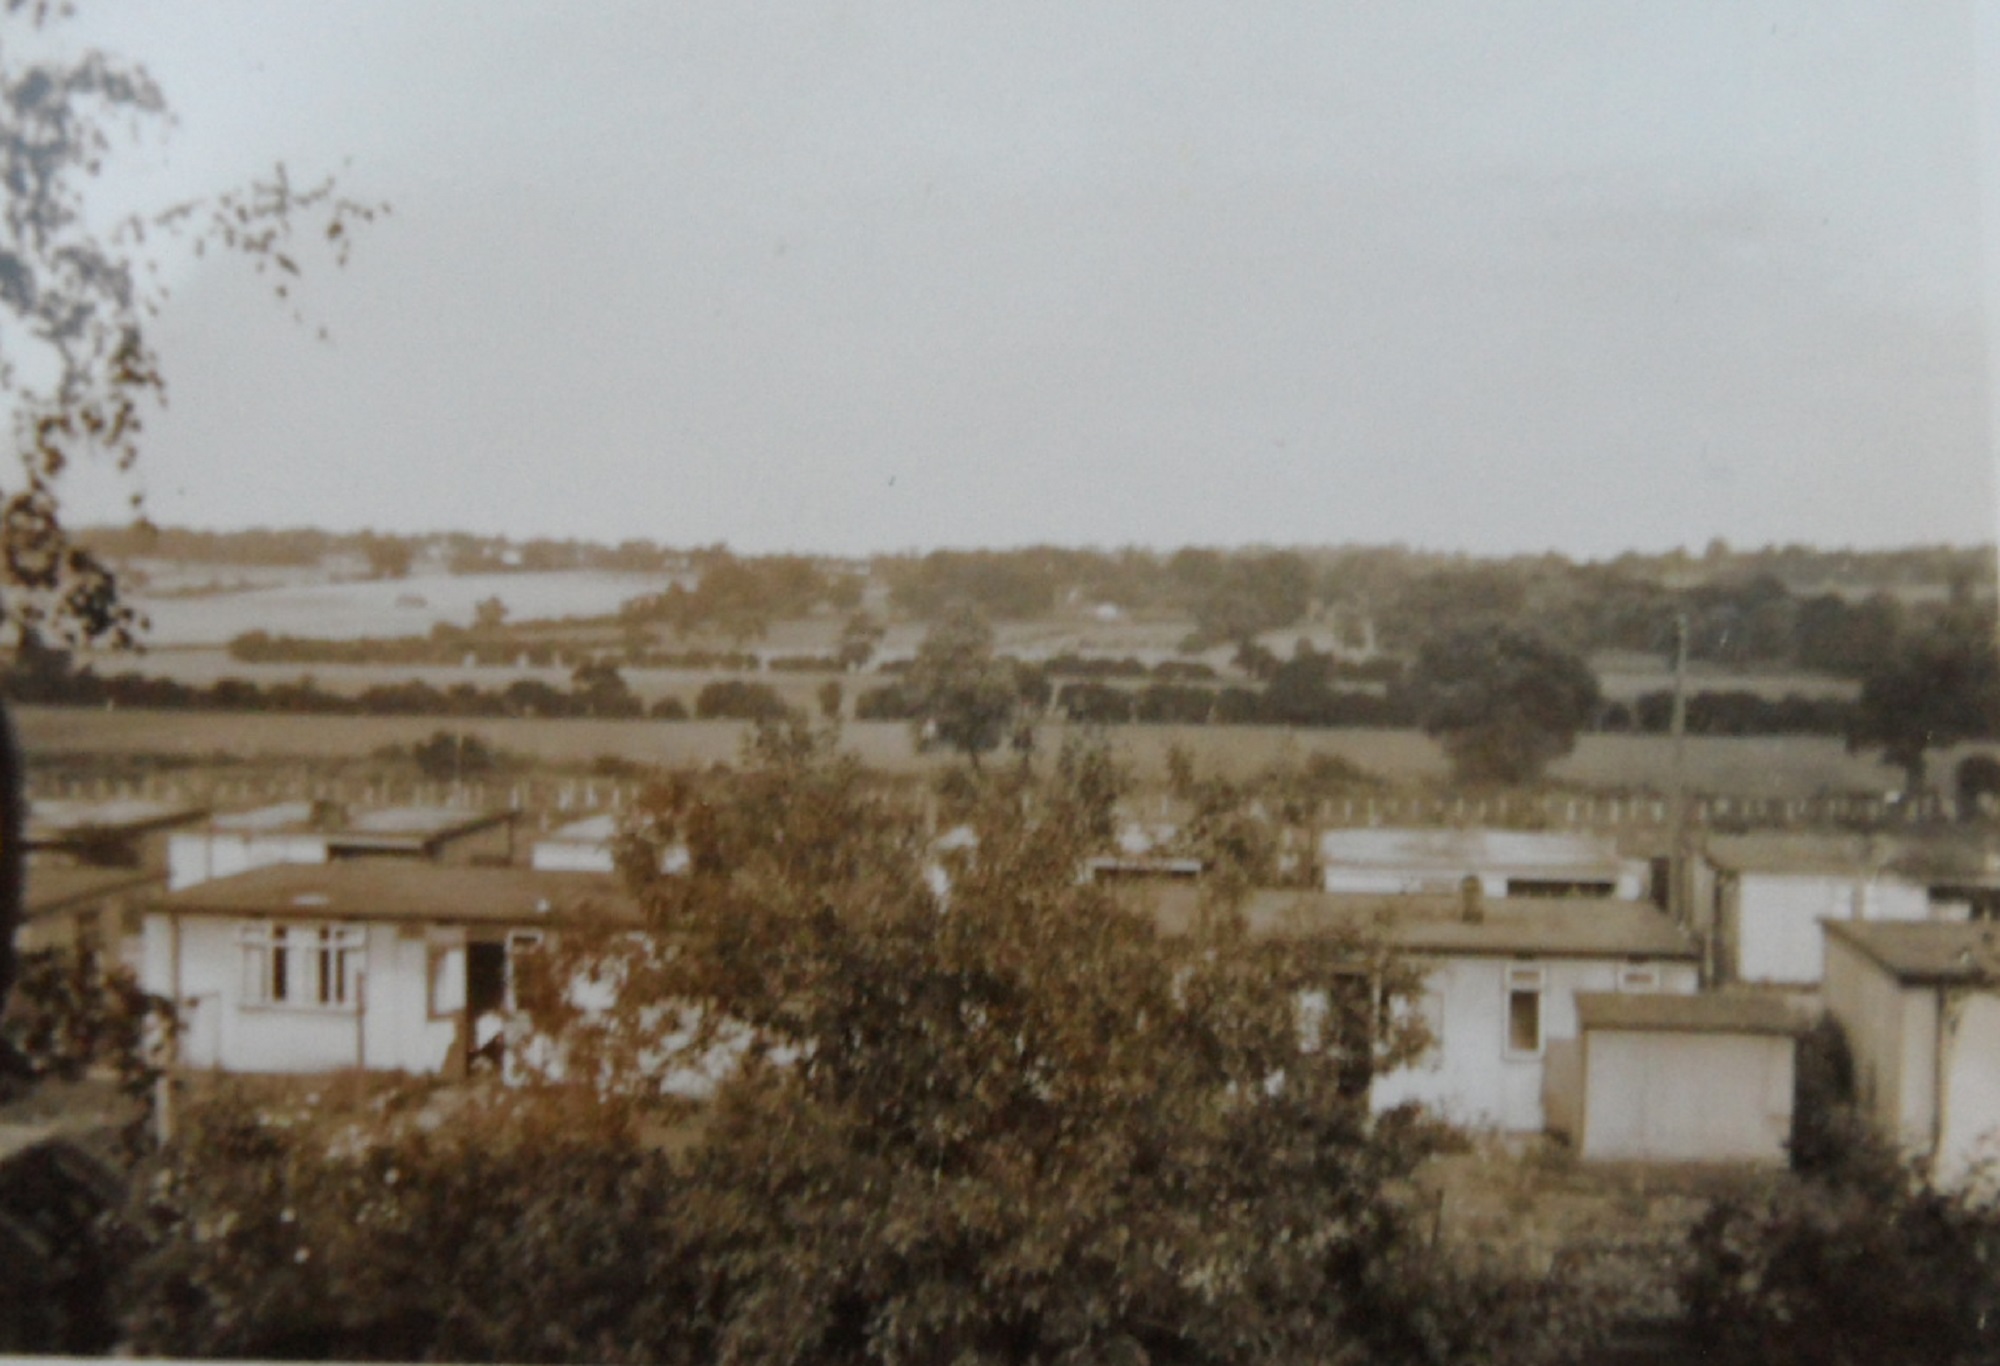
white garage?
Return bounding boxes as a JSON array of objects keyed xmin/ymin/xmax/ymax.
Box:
[{"xmin": 1570, "ymin": 992, "xmax": 1804, "ymax": 1164}]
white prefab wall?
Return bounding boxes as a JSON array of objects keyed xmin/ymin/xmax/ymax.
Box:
[
  {"xmin": 1824, "ymin": 932, "xmax": 1941, "ymax": 1156},
  {"xmin": 1370, "ymin": 955, "xmax": 1699, "ymax": 1133},
  {"xmin": 1580, "ymin": 1030, "xmax": 1794, "ymax": 1163},
  {"xmin": 168, "ymin": 833, "xmax": 331, "ymax": 892},
  {"xmin": 1939, "ymin": 991, "xmax": 2000, "ymax": 1187},
  {"xmin": 1731, "ymin": 874, "xmax": 1929, "ymax": 985},
  {"xmin": 143, "ymin": 913, "xmax": 460, "ymax": 1075}
]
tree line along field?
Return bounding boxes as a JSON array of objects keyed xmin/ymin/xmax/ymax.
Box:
[{"xmin": 14, "ymin": 706, "xmax": 1947, "ymax": 799}]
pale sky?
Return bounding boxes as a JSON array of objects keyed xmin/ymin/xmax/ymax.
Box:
[{"xmin": 31, "ymin": 2, "xmax": 2000, "ymax": 557}]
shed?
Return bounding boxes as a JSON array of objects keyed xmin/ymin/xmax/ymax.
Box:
[
  {"xmin": 168, "ymin": 802, "xmax": 519, "ymax": 890},
  {"xmin": 1822, "ymin": 919, "xmax": 2000, "ymax": 1185},
  {"xmin": 1566, "ymin": 992, "xmax": 1803, "ymax": 1163}
]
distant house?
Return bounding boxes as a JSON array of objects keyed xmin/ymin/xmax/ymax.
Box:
[
  {"xmin": 26, "ymin": 799, "xmax": 208, "ymax": 870},
  {"xmin": 1147, "ymin": 887, "xmax": 1698, "ymax": 1133},
  {"xmin": 1318, "ymin": 828, "xmax": 1647, "ymax": 901},
  {"xmin": 143, "ymin": 862, "xmax": 636, "ymax": 1076},
  {"xmin": 167, "ymin": 802, "xmax": 519, "ymax": 891},
  {"xmin": 1823, "ymin": 919, "xmax": 2000, "ymax": 1185},
  {"xmin": 1561, "ymin": 992, "xmax": 1804, "ymax": 1164},
  {"xmin": 1698, "ymin": 834, "xmax": 1945, "ymax": 988}
]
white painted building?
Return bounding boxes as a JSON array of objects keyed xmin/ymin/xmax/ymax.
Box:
[
  {"xmin": 1823, "ymin": 919, "xmax": 2000, "ymax": 1186},
  {"xmin": 1564, "ymin": 992, "xmax": 1803, "ymax": 1164},
  {"xmin": 143, "ymin": 862, "xmax": 636, "ymax": 1076},
  {"xmin": 1318, "ymin": 828, "xmax": 1646, "ymax": 900},
  {"xmin": 167, "ymin": 803, "xmax": 518, "ymax": 891},
  {"xmin": 1154, "ymin": 889, "xmax": 1699, "ymax": 1133},
  {"xmin": 1703, "ymin": 836, "xmax": 1936, "ymax": 988}
]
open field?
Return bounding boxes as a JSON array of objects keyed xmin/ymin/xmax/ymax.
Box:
[
  {"xmin": 131, "ymin": 569, "xmax": 687, "ymax": 645},
  {"xmin": 15, "ymin": 707, "xmax": 1954, "ymax": 798}
]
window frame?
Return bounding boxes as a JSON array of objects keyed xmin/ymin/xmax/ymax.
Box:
[
  {"xmin": 1503, "ymin": 963, "xmax": 1546, "ymax": 1059},
  {"xmin": 239, "ymin": 921, "xmax": 365, "ymax": 1011}
]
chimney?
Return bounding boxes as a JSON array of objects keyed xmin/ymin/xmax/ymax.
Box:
[{"xmin": 1459, "ymin": 874, "xmax": 1485, "ymax": 924}]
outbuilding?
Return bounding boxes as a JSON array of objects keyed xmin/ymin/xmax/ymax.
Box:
[
  {"xmin": 167, "ymin": 802, "xmax": 519, "ymax": 891},
  {"xmin": 1564, "ymin": 992, "xmax": 1803, "ymax": 1164},
  {"xmin": 1822, "ymin": 919, "xmax": 2000, "ymax": 1185}
]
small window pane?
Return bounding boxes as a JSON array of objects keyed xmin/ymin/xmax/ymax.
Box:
[{"xmin": 1507, "ymin": 988, "xmax": 1541, "ymax": 1054}]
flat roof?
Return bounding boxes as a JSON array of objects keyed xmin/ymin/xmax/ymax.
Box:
[
  {"xmin": 542, "ymin": 813, "xmax": 618, "ymax": 844},
  {"xmin": 1317, "ymin": 827, "xmax": 1628, "ymax": 878},
  {"xmin": 199, "ymin": 803, "xmax": 514, "ymax": 851},
  {"xmin": 26, "ymin": 799, "xmax": 210, "ymax": 846},
  {"xmin": 156, "ymin": 862, "xmax": 640, "ymax": 928},
  {"xmin": 1576, "ymin": 991, "xmax": 1806, "ymax": 1037},
  {"xmin": 1706, "ymin": 832, "xmax": 2000, "ymax": 883},
  {"xmin": 1140, "ymin": 886, "xmax": 1695, "ymax": 960},
  {"xmin": 1823, "ymin": 920, "xmax": 2000, "ymax": 987},
  {"xmin": 25, "ymin": 866, "xmax": 162, "ymax": 918}
]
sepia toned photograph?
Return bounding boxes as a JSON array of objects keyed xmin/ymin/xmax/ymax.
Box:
[{"xmin": 0, "ymin": 2, "xmax": 1995, "ymax": 1361}]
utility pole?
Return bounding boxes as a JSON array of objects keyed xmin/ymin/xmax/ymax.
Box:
[{"xmin": 1666, "ymin": 610, "xmax": 1704, "ymax": 975}]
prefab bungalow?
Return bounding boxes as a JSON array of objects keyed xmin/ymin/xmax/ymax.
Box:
[
  {"xmin": 167, "ymin": 802, "xmax": 520, "ymax": 891},
  {"xmin": 1147, "ymin": 887, "xmax": 1699, "ymax": 1133},
  {"xmin": 1564, "ymin": 992, "xmax": 1804, "ymax": 1164},
  {"xmin": 143, "ymin": 861, "xmax": 637, "ymax": 1076},
  {"xmin": 531, "ymin": 813, "xmax": 688, "ymax": 876},
  {"xmin": 1318, "ymin": 828, "xmax": 1647, "ymax": 901},
  {"xmin": 1701, "ymin": 835, "xmax": 1938, "ymax": 988},
  {"xmin": 1822, "ymin": 919, "xmax": 2000, "ymax": 1185}
]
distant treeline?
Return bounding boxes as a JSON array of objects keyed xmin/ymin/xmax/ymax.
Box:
[{"xmin": 8, "ymin": 638, "xmax": 1859, "ymax": 738}]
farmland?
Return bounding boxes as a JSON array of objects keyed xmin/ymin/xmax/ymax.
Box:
[{"xmin": 14, "ymin": 706, "xmax": 1935, "ymax": 798}]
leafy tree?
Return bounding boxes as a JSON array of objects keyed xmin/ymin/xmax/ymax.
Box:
[
  {"xmin": 570, "ymin": 659, "xmax": 642, "ymax": 718},
  {"xmin": 835, "ymin": 610, "xmax": 884, "ymax": 670},
  {"xmin": 1847, "ymin": 622, "xmax": 2000, "ymax": 793},
  {"xmin": 503, "ymin": 720, "xmax": 1529, "ymax": 1365},
  {"xmin": 1683, "ymin": 1137, "xmax": 2000, "ymax": 1366},
  {"xmin": 814, "ymin": 677, "xmax": 843, "ymax": 721},
  {"xmin": 1183, "ymin": 551, "xmax": 1314, "ymax": 650},
  {"xmin": 0, "ymin": 6, "xmax": 378, "ymax": 1008},
  {"xmin": 904, "ymin": 604, "xmax": 1025, "ymax": 766},
  {"xmin": 406, "ymin": 730, "xmax": 502, "ymax": 783},
  {"xmin": 472, "ymin": 595, "xmax": 510, "ymax": 632},
  {"xmin": 1406, "ymin": 625, "xmax": 1601, "ymax": 786}
]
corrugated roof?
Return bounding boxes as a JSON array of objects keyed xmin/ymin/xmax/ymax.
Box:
[
  {"xmin": 156, "ymin": 862, "xmax": 640, "ymax": 928},
  {"xmin": 1317, "ymin": 827, "xmax": 1627, "ymax": 877},
  {"xmin": 1706, "ymin": 832, "xmax": 2000, "ymax": 883},
  {"xmin": 1824, "ymin": 920, "xmax": 2000, "ymax": 986},
  {"xmin": 1576, "ymin": 991, "xmax": 1806, "ymax": 1037},
  {"xmin": 1139, "ymin": 886, "xmax": 1695, "ymax": 960}
]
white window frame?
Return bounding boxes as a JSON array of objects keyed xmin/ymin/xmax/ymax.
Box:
[
  {"xmin": 239, "ymin": 922, "xmax": 365, "ymax": 1010},
  {"xmin": 1503, "ymin": 964, "xmax": 1546, "ymax": 1059}
]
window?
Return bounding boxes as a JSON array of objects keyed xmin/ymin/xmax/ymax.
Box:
[
  {"xmin": 428, "ymin": 945, "xmax": 467, "ymax": 1018},
  {"xmin": 1619, "ymin": 964, "xmax": 1661, "ymax": 993},
  {"xmin": 1504, "ymin": 965, "xmax": 1544, "ymax": 1057},
  {"xmin": 240, "ymin": 922, "xmax": 364, "ymax": 1009}
]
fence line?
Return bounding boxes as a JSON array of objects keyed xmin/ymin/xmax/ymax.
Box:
[{"xmin": 26, "ymin": 769, "xmax": 1952, "ymax": 834}]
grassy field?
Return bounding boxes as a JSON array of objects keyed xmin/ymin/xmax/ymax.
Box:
[{"xmin": 15, "ymin": 707, "xmax": 1941, "ymax": 797}]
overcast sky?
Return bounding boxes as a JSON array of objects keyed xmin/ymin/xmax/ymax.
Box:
[{"xmin": 37, "ymin": 2, "xmax": 2000, "ymax": 557}]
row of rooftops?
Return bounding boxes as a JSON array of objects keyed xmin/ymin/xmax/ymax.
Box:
[{"xmin": 26, "ymin": 797, "xmax": 2000, "ymax": 884}]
